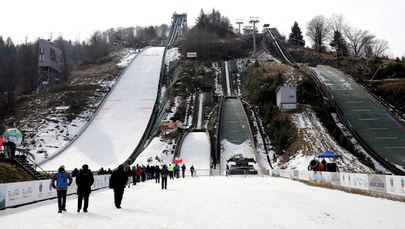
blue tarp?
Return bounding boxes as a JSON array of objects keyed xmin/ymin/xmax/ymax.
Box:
[{"xmin": 315, "ymin": 150, "xmax": 341, "ymax": 158}]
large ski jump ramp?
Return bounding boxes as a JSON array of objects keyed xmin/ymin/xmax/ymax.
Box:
[{"xmin": 40, "ymin": 47, "xmax": 165, "ymax": 170}]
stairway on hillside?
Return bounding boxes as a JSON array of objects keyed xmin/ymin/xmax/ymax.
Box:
[{"xmin": 12, "ymin": 156, "xmax": 46, "ymax": 180}]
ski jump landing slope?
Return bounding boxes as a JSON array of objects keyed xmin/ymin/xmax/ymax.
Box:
[{"xmin": 40, "ymin": 47, "xmax": 165, "ymax": 170}]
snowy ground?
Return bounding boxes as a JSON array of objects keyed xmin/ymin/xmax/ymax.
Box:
[{"xmin": 1, "ymin": 176, "xmax": 404, "ymax": 229}]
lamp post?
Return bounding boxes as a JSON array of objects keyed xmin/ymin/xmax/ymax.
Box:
[{"xmin": 249, "ymin": 17, "xmax": 259, "ymax": 53}]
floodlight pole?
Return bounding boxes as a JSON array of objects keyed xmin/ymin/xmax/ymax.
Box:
[
  {"xmin": 249, "ymin": 17, "xmax": 259, "ymax": 53},
  {"xmin": 236, "ymin": 19, "xmax": 243, "ymax": 34}
]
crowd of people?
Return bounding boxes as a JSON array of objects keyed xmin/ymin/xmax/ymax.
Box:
[{"xmin": 51, "ymin": 163, "xmax": 196, "ymax": 213}]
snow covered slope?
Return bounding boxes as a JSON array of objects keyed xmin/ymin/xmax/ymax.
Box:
[
  {"xmin": 179, "ymin": 132, "xmax": 211, "ymax": 175},
  {"xmin": 39, "ymin": 47, "xmax": 165, "ymax": 170}
]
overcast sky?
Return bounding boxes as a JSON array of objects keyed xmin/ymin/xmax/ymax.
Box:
[{"xmin": 2, "ymin": 0, "xmax": 404, "ymax": 58}]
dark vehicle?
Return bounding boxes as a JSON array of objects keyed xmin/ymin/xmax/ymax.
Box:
[{"xmin": 227, "ymin": 154, "xmax": 258, "ymax": 175}]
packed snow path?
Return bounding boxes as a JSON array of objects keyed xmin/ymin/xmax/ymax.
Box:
[
  {"xmin": 39, "ymin": 47, "xmax": 165, "ymax": 171},
  {"xmin": 0, "ymin": 176, "xmax": 404, "ymax": 228}
]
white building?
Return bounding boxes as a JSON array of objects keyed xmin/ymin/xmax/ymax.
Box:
[{"xmin": 276, "ymin": 86, "xmax": 297, "ymax": 112}]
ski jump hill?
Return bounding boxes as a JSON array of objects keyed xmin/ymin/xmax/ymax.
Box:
[{"xmin": 39, "ymin": 47, "xmax": 165, "ymax": 171}]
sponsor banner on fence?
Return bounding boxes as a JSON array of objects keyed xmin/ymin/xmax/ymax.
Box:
[
  {"xmin": 297, "ymin": 170, "xmax": 310, "ymax": 181},
  {"xmin": 368, "ymin": 174, "xmax": 387, "ymax": 193},
  {"xmin": 0, "ymin": 184, "xmax": 6, "ymax": 208},
  {"xmin": 330, "ymin": 172, "xmax": 341, "ymax": 186},
  {"xmin": 271, "ymin": 169, "xmax": 280, "ymax": 177},
  {"xmin": 340, "ymin": 173, "xmax": 369, "ymax": 190},
  {"xmin": 386, "ymin": 175, "xmax": 405, "ymax": 197},
  {"xmin": 313, "ymin": 171, "xmax": 331, "ymax": 184},
  {"xmin": 33, "ymin": 180, "xmax": 56, "ymax": 202},
  {"xmin": 1, "ymin": 175, "xmax": 110, "ymax": 209},
  {"xmin": 279, "ymin": 170, "xmax": 291, "ymax": 178},
  {"xmin": 6, "ymin": 181, "xmax": 36, "ymax": 207}
]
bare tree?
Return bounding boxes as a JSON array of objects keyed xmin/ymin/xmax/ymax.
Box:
[
  {"xmin": 372, "ymin": 39, "xmax": 389, "ymax": 57},
  {"xmin": 329, "ymin": 14, "xmax": 348, "ymax": 33},
  {"xmin": 306, "ymin": 15, "xmax": 331, "ymax": 51},
  {"xmin": 345, "ymin": 27, "xmax": 369, "ymax": 57}
]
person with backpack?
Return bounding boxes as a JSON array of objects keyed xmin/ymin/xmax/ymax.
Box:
[
  {"xmin": 51, "ymin": 165, "xmax": 73, "ymax": 213},
  {"xmin": 161, "ymin": 164, "xmax": 169, "ymax": 190},
  {"xmin": 109, "ymin": 164, "xmax": 128, "ymax": 209},
  {"xmin": 76, "ymin": 164, "xmax": 94, "ymax": 213}
]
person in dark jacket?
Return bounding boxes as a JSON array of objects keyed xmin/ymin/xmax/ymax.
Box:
[
  {"xmin": 161, "ymin": 165, "xmax": 169, "ymax": 190},
  {"xmin": 51, "ymin": 165, "xmax": 73, "ymax": 213},
  {"xmin": 181, "ymin": 164, "xmax": 186, "ymax": 178},
  {"xmin": 76, "ymin": 164, "xmax": 94, "ymax": 213},
  {"xmin": 154, "ymin": 165, "xmax": 161, "ymax": 183},
  {"xmin": 72, "ymin": 168, "xmax": 79, "ymax": 177},
  {"xmin": 190, "ymin": 165, "xmax": 195, "ymax": 177},
  {"xmin": 109, "ymin": 164, "xmax": 128, "ymax": 208},
  {"xmin": 131, "ymin": 166, "xmax": 137, "ymax": 185}
]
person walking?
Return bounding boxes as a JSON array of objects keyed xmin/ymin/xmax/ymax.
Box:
[
  {"xmin": 76, "ymin": 164, "xmax": 94, "ymax": 213},
  {"xmin": 174, "ymin": 164, "xmax": 180, "ymax": 178},
  {"xmin": 51, "ymin": 165, "xmax": 73, "ymax": 213},
  {"xmin": 131, "ymin": 166, "xmax": 137, "ymax": 185},
  {"xmin": 161, "ymin": 165, "xmax": 169, "ymax": 190},
  {"xmin": 168, "ymin": 164, "xmax": 174, "ymax": 180},
  {"xmin": 181, "ymin": 164, "xmax": 186, "ymax": 178},
  {"xmin": 155, "ymin": 165, "xmax": 161, "ymax": 183},
  {"xmin": 190, "ymin": 165, "xmax": 195, "ymax": 177},
  {"xmin": 109, "ymin": 164, "xmax": 128, "ymax": 209}
]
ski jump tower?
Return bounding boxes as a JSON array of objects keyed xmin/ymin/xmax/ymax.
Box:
[
  {"xmin": 38, "ymin": 39, "xmax": 62, "ymax": 89},
  {"xmin": 172, "ymin": 12, "xmax": 187, "ymax": 37}
]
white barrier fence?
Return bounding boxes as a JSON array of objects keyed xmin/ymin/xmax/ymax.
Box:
[
  {"xmin": 270, "ymin": 169, "xmax": 405, "ymax": 198},
  {"xmin": 0, "ymin": 175, "xmax": 111, "ymax": 210}
]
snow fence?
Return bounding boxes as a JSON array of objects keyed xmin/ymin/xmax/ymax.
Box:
[
  {"xmin": 0, "ymin": 175, "xmax": 111, "ymax": 210},
  {"xmin": 270, "ymin": 169, "xmax": 405, "ymax": 201}
]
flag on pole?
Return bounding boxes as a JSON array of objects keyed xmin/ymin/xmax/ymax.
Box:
[{"xmin": 174, "ymin": 159, "xmax": 183, "ymax": 164}]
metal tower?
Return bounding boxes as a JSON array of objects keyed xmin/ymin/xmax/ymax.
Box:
[{"xmin": 249, "ymin": 17, "xmax": 259, "ymax": 53}]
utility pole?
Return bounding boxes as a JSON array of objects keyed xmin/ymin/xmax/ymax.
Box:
[
  {"xmin": 236, "ymin": 19, "xmax": 243, "ymax": 35},
  {"xmin": 249, "ymin": 17, "xmax": 259, "ymax": 53}
]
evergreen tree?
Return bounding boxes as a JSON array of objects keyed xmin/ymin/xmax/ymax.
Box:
[
  {"xmin": 329, "ymin": 30, "xmax": 348, "ymax": 57},
  {"xmin": 288, "ymin": 22, "xmax": 305, "ymax": 46}
]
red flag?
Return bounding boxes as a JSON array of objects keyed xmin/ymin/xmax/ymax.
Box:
[
  {"xmin": 0, "ymin": 137, "xmax": 2, "ymax": 151},
  {"xmin": 174, "ymin": 159, "xmax": 183, "ymax": 164}
]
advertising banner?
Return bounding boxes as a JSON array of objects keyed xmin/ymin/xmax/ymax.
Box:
[
  {"xmin": 368, "ymin": 174, "xmax": 387, "ymax": 193},
  {"xmin": 279, "ymin": 169, "xmax": 291, "ymax": 178},
  {"xmin": 5, "ymin": 181, "xmax": 36, "ymax": 207},
  {"xmin": 313, "ymin": 171, "xmax": 331, "ymax": 184},
  {"xmin": 0, "ymin": 184, "xmax": 6, "ymax": 208},
  {"xmin": 330, "ymin": 172, "xmax": 341, "ymax": 186},
  {"xmin": 33, "ymin": 180, "xmax": 56, "ymax": 201},
  {"xmin": 297, "ymin": 170, "xmax": 310, "ymax": 181},
  {"xmin": 386, "ymin": 175, "xmax": 405, "ymax": 197},
  {"xmin": 271, "ymin": 169, "xmax": 280, "ymax": 177},
  {"xmin": 340, "ymin": 173, "xmax": 369, "ymax": 190}
]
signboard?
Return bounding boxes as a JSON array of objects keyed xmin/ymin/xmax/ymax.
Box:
[
  {"xmin": 386, "ymin": 175, "xmax": 405, "ymax": 196},
  {"xmin": 186, "ymin": 52, "xmax": 197, "ymax": 58},
  {"xmin": 160, "ymin": 122, "xmax": 178, "ymax": 131},
  {"xmin": 368, "ymin": 174, "xmax": 387, "ymax": 193},
  {"xmin": 340, "ymin": 173, "xmax": 369, "ymax": 190}
]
